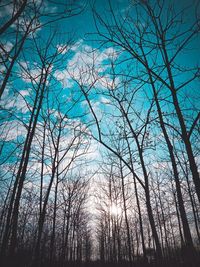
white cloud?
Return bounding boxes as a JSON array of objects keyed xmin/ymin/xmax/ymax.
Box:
[
  {"xmin": 100, "ymin": 96, "xmax": 111, "ymax": 104},
  {"xmin": 54, "ymin": 69, "xmax": 74, "ymax": 88},
  {"xmin": 0, "ymin": 120, "xmax": 27, "ymax": 141},
  {"xmin": 19, "ymin": 61, "xmax": 52, "ymax": 85},
  {"xmin": 54, "ymin": 40, "xmax": 120, "ymax": 90},
  {"xmin": 0, "ymin": 41, "xmax": 13, "ymax": 53},
  {"xmin": 0, "ymin": 86, "xmax": 30, "ymax": 114},
  {"xmin": 19, "ymin": 89, "xmax": 30, "ymax": 96},
  {"xmin": 19, "ymin": 61, "xmax": 42, "ymax": 84},
  {"xmin": 97, "ymin": 75, "xmax": 121, "ymax": 90},
  {"xmin": 56, "ymin": 44, "xmax": 69, "ymax": 55}
]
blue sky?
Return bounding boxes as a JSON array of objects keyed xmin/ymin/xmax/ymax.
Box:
[{"xmin": 0, "ymin": 0, "xmax": 199, "ymax": 175}]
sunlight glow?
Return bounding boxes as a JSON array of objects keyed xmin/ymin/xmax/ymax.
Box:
[{"xmin": 110, "ymin": 203, "xmax": 122, "ymax": 216}]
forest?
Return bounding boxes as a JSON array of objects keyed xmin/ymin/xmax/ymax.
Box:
[{"xmin": 0, "ymin": 0, "xmax": 200, "ymax": 266}]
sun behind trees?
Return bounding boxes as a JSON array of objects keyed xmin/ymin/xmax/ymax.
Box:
[{"xmin": 0, "ymin": 0, "xmax": 200, "ymax": 267}]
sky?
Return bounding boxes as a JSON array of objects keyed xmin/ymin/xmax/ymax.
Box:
[
  {"xmin": 0, "ymin": 3, "xmax": 200, "ymax": 249},
  {"xmin": 0, "ymin": 3, "xmax": 200, "ymax": 260},
  {"xmin": 0, "ymin": 0, "xmax": 200, "ymax": 177}
]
